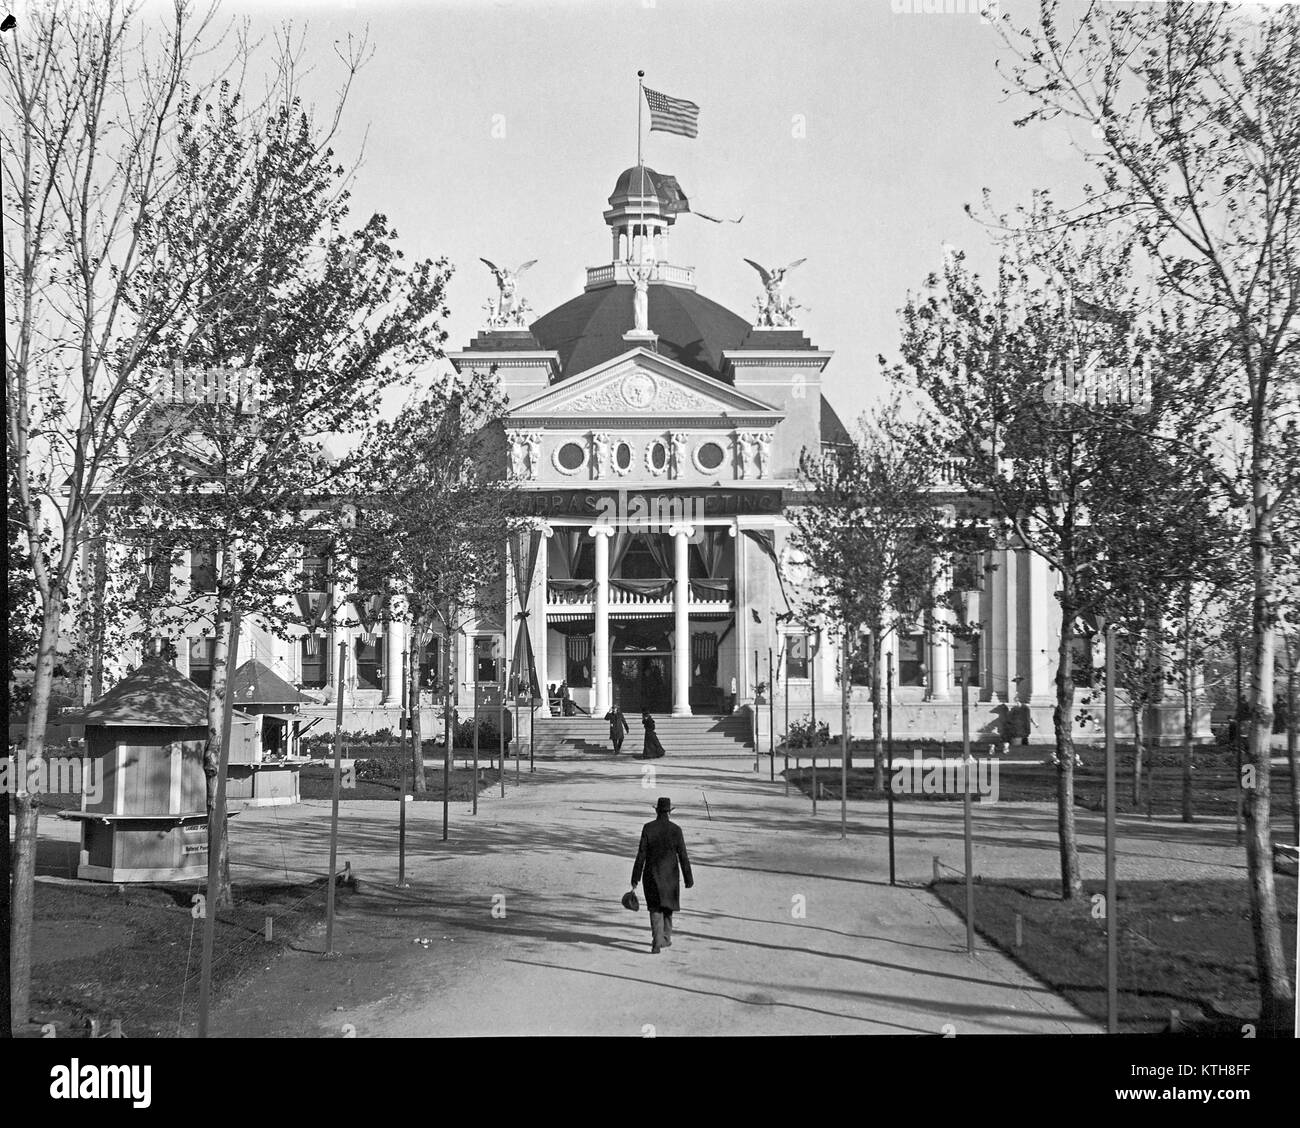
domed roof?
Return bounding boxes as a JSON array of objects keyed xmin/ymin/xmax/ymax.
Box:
[
  {"xmin": 609, "ymin": 165, "xmax": 671, "ymax": 205},
  {"xmin": 530, "ymin": 283, "xmax": 751, "ymax": 382}
]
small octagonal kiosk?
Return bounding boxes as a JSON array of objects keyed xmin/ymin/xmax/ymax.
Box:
[
  {"xmin": 61, "ymin": 659, "xmax": 255, "ymax": 882},
  {"xmin": 226, "ymin": 659, "xmax": 308, "ymax": 806}
]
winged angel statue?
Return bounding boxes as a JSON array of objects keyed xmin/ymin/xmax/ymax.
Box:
[
  {"xmin": 744, "ymin": 258, "xmax": 807, "ymax": 328},
  {"xmin": 481, "ymin": 258, "xmax": 538, "ymax": 328}
]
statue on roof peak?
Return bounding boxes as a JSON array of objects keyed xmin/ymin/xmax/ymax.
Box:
[
  {"xmin": 480, "ymin": 258, "xmax": 537, "ymax": 328},
  {"xmin": 745, "ymin": 257, "xmax": 807, "ymax": 328}
]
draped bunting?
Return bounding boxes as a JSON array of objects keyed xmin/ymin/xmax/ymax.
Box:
[
  {"xmin": 641, "ymin": 531, "xmax": 674, "ymax": 578},
  {"xmin": 295, "ymin": 592, "xmax": 330, "ymax": 629},
  {"xmin": 741, "ymin": 528, "xmax": 794, "ymax": 613},
  {"xmin": 509, "ymin": 528, "xmax": 543, "ymax": 699},
  {"xmin": 608, "ymin": 527, "xmax": 634, "ymax": 578},
  {"xmin": 611, "ymin": 577, "xmax": 675, "ymax": 599},
  {"xmin": 689, "ymin": 578, "xmax": 733, "ymax": 600},
  {"xmin": 548, "ymin": 578, "xmax": 596, "ymax": 599},
  {"xmin": 296, "ymin": 592, "xmax": 331, "ymax": 656},
  {"xmin": 549, "ymin": 528, "xmax": 585, "ymax": 578},
  {"xmin": 696, "ymin": 528, "xmax": 730, "ymax": 578},
  {"xmin": 350, "ymin": 592, "xmax": 384, "ymax": 645}
]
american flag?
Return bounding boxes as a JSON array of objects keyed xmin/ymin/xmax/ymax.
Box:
[{"xmin": 644, "ymin": 87, "xmax": 700, "ymax": 138}]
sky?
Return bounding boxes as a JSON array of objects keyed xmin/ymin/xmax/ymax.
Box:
[{"xmin": 193, "ymin": 0, "xmax": 1118, "ymax": 423}]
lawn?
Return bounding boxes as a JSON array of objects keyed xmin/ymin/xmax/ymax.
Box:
[
  {"xmin": 298, "ymin": 762, "xmax": 504, "ymax": 802},
  {"xmin": 782, "ymin": 753, "xmax": 1297, "ymax": 827},
  {"xmin": 930, "ymin": 876, "xmax": 1299, "ymax": 1035},
  {"xmin": 26, "ymin": 878, "xmax": 345, "ymax": 1038}
]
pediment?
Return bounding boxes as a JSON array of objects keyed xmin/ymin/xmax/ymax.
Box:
[{"xmin": 508, "ymin": 348, "xmax": 781, "ymax": 422}]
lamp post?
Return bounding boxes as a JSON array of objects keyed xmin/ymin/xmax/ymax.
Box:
[{"xmin": 1081, "ymin": 610, "xmax": 1119, "ymax": 1033}]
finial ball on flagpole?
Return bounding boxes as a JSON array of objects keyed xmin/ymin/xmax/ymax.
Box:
[{"xmin": 638, "ymin": 70, "xmax": 645, "ymax": 77}]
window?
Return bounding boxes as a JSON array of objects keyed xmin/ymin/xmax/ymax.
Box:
[
  {"xmin": 300, "ymin": 636, "xmax": 326, "ymax": 689},
  {"xmin": 301, "ymin": 546, "xmax": 329, "ymax": 592},
  {"xmin": 140, "ymin": 540, "xmax": 173, "ymax": 601},
  {"xmin": 614, "ymin": 441, "xmax": 633, "ymax": 473},
  {"xmin": 898, "ymin": 634, "xmax": 926, "ymax": 687},
  {"xmin": 647, "ymin": 440, "xmax": 668, "ymax": 473},
  {"xmin": 556, "ymin": 442, "xmax": 587, "ymax": 473},
  {"xmin": 952, "ymin": 552, "xmax": 986, "ymax": 593},
  {"xmin": 191, "ymin": 545, "xmax": 217, "ymax": 592},
  {"xmin": 695, "ymin": 441, "xmax": 724, "ymax": 472},
  {"xmin": 1070, "ymin": 634, "xmax": 1094, "ymax": 688},
  {"xmin": 848, "ymin": 642, "xmax": 872, "ymax": 688},
  {"xmin": 355, "ymin": 636, "xmax": 383, "ymax": 689},
  {"xmin": 188, "ymin": 637, "xmax": 216, "ymax": 689},
  {"xmin": 474, "ymin": 637, "xmax": 501, "ymax": 684},
  {"xmin": 953, "ymin": 636, "xmax": 981, "ymax": 688},
  {"xmin": 421, "ymin": 638, "xmax": 442, "ymax": 688},
  {"xmin": 785, "ymin": 634, "xmax": 809, "ymax": 680},
  {"xmin": 620, "ymin": 540, "xmax": 662, "ymax": 580},
  {"xmin": 691, "ymin": 632, "xmax": 718, "ymax": 687},
  {"xmin": 571, "ymin": 542, "xmax": 595, "ymax": 580},
  {"xmin": 565, "ymin": 636, "xmax": 592, "ymax": 688}
]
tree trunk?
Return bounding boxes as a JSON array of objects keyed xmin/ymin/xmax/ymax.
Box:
[
  {"xmin": 1245, "ymin": 467, "xmax": 1293, "ymax": 1035},
  {"xmin": 1131, "ymin": 704, "xmax": 1143, "ymax": 807},
  {"xmin": 204, "ymin": 597, "xmax": 235, "ymax": 910},
  {"xmin": 1181, "ymin": 661, "xmax": 1195, "ymax": 824},
  {"xmin": 1288, "ymin": 661, "xmax": 1298, "ymax": 849},
  {"xmin": 871, "ymin": 631, "xmax": 884, "ymax": 793},
  {"xmin": 10, "ymin": 596, "xmax": 64, "ymax": 1029},
  {"xmin": 408, "ymin": 632, "xmax": 426, "ymax": 792},
  {"xmin": 89, "ymin": 525, "xmax": 108, "ymax": 702},
  {"xmin": 1054, "ymin": 588, "xmax": 1082, "ymax": 898}
]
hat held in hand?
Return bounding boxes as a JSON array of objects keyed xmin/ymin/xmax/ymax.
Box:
[{"xmin": 621, "ymin": 889, "xmax": 640, "ymax": 911}]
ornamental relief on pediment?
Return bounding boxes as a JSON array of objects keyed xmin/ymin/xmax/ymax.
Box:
[{"xmin": 559, "ymin": 371, "xmax": 712, "ymax": 414}]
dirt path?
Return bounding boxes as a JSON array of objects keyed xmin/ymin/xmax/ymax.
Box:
[{"xmin": 203, "ymin": 757, "xmax": 1105, "ymax": 1036}]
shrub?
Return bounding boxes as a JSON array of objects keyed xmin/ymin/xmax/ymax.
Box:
[
  {"xmin": 785, "ymin": 716, "xmax": 830, "ymax": 749},
  {"xmin": 453, "ymin": 717, "xmax": 500, "ymax": 749}
]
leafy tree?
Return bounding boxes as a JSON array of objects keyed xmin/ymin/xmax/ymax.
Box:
[
  {"xmin": 787, "ymin": 396, "xmax": 966, "ymax": 788},
  {"xmin": 994, "ymin": 0, "xmax": 1299, "ymax": 1032},
  {"xmin": 114, "ymin": 74, "xmax": 452, "ymax": 905},
  {"xmin": 350, "ymin": 373, "xmax": 522, "ymax": 794},
  {"xmin": 892, "ymin": 231, "xmax": 1224, "ymax": 899}
]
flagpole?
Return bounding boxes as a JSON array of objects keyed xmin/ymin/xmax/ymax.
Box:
[
  {"xmin": 637, "ymin": 70, "xmax": 644, "ymax": 168},
  {"xmin": 637, "ymin": 70, "xmax": 646, "ymax": 269}
]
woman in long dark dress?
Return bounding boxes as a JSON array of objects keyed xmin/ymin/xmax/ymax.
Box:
[{"xmin": 641, "ymin": 708, "xmax": 666, "ymax": 759}]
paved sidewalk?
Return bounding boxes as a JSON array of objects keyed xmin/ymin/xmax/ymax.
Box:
[{"xmin": 197, "ymin": 756, "xmax": 1122, "ymax": 1037}]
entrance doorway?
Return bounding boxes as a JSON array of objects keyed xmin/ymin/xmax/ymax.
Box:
[{"xmin": 613, "ymin": 652, "xmax": 672, "ymax": 714}]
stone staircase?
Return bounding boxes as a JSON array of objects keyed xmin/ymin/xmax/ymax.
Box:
[{"xmin": 531, "ymin": 713, "xmax": 754, "ymax": 759}]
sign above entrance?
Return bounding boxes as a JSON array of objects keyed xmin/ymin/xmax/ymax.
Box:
[{"xmin": 521, "ymin": 489, "xmax": 786, "ymax": 518}]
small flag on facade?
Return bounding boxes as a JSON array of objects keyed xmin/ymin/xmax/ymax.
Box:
[{"xmin": 644, "ymin": 86, "xmax": 700, "ymax": 138}]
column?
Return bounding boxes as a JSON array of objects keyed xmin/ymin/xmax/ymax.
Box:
[
  {"xmin": 536, "ymin": 525, "xmax": 550, "ymax": 700},
  {"xmin": 670, "ymin": 523, "xmax": 694, "ymax": 716},
  {"xmin": 1003, "ymin": 547, "xmax": 1019, "ymax": 702},
  {"xmin": 929, "ymin": 556, "xmax": 953, "ymax": 701},
  {"xmin": 1025, "ymin": 551, "xmax": 1054, "ymax": 703},
  {"xmin": 383, "ymin": 612, "xmax": 404, "ymax": 705},
  {"xmin": 590, "ymin": 525, "xmax": 612, "ymax": 715},
  {"xmin": 990, "ymin": 544, "xmax": 1008, "ymax": 700}
]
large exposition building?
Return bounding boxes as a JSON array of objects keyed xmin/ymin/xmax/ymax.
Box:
[{"xmin": 87, "ymin": 164, "xmax": 1204, "ymax": 750}]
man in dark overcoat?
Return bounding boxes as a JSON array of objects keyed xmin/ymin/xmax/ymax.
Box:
[
  {"xmin": 630, "ymin": 797, "xmax": 694, "ymax": 954},
  {"xmin": 604, "ymin": 704, "xmax": 630, "ymax": 753}
]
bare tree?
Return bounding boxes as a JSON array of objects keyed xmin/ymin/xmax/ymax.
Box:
[
  {"xmin": 1, "ymin": 0, "xmax": 246, "ymax": 1032},
  {"xmin": 994, "ymin": 0, "xmax": 1299, "ymax": 1032}
]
